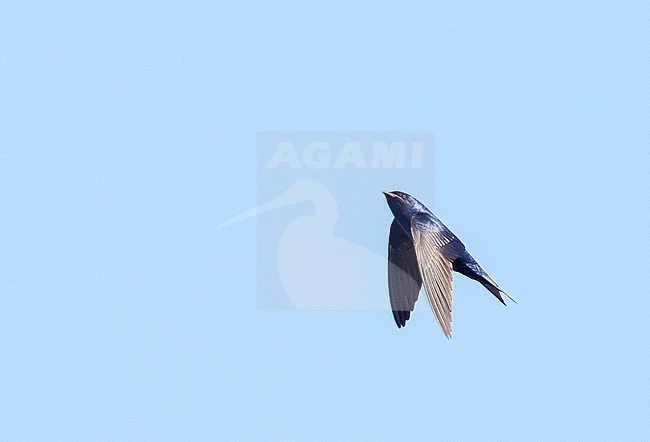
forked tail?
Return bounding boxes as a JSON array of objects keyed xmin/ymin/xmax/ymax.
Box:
[{"xmin": 479, "ymin": 274, "xmax": 516, "ymax": 305}]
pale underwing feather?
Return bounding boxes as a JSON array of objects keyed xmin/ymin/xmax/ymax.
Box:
[{"xmin": 411, "ymin": 215, "xmax": 455, "ymax": 339}]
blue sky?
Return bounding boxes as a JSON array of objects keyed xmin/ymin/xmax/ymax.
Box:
[{"xmin": 1, "ymin": 1, "xmax": 649, "ymax": 440}]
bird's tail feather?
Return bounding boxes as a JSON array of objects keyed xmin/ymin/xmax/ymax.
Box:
[{"xmin": 479, "ymin": 276, "xmax": 516, "ymax": 305}]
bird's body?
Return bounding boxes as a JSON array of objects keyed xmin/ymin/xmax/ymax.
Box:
[{"xmin": 383, "ymin": 190, "xmax": 512, "ymax": 338}]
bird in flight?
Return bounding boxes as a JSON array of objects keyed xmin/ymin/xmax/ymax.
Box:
[{"xmin": 383, "ymin": 191, "xmax": 514, "ymax": 338}]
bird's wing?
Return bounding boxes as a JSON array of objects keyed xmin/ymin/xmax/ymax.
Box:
[
  {"xmin": 411, "ymin": 214, "xmax": 459, "ymax": 338},
  {"xmin": 388, "ymin": 219, "xmax": 422, "ymax": 328}
]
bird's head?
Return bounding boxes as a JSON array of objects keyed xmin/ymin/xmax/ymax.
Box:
[{"xmin": 382, "ymin": 190, "xmax": 424, "ymax": 219}]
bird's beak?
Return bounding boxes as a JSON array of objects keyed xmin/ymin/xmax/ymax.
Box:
[{"xmin": 382, "ymin": 191, "xmax": 398, "ymax": 198}]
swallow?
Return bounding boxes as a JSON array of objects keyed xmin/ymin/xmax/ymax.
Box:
[{"xmin": 383, "ymin": 190, "xmax": 514, "ymax": 338}]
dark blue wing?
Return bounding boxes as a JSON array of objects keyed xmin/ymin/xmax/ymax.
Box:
[{"xmin": 388, "ymin": 219, "xmax": 422, "ymax": 328}]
